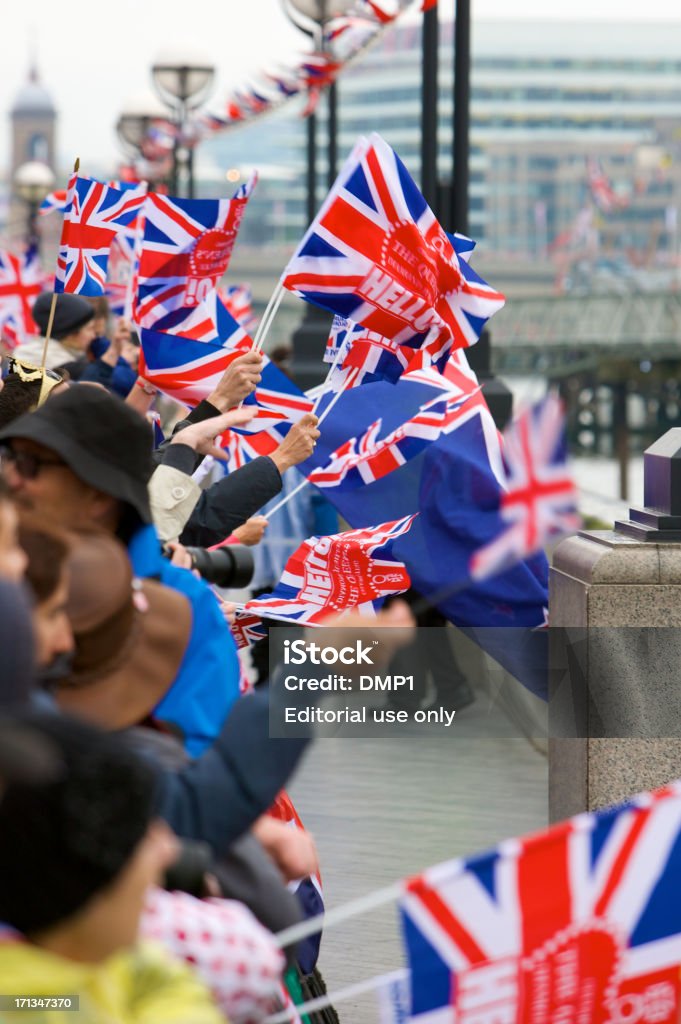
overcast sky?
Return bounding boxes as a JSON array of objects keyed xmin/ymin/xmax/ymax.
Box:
[{"xmin": 4, "ymin": 0, "xmax": 681, "ymax": 174}]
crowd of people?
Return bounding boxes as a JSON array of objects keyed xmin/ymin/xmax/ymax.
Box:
[{"xmin": 0, "ymin": 292, "xmax": 415, "ymax": 1023}]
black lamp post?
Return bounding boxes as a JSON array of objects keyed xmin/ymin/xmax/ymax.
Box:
[
  {"xmin": 450, "ymin": 0, "xmax": 512, "ymax": 429},
  {"xmin": 14, "ymin": 161, "xmax": 55, "ymax": 254},
  {"xmin": 152, "ymin": 50, "xmax": 215, "ymax": 199},
  {"xmin": 116, "ymin": 91, "xmax": 169, "ymax": 184},
  {"xmin": 281, "ymin": 0, "xmax": 355, "ymax": 388}
]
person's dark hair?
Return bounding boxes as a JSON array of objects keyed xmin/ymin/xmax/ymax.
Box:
[
  {"xmin": 0, "ymin": 374, "xmax": 42, "ymax": 430},
  {"xmin": 18, "ymin": 514, "xmax": 71, "ymax": 604},
  {"xmin": 0, "ymin": 710, "xmax": 157, "ymax": 936}
]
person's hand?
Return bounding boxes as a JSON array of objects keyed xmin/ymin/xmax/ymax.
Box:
[
  {"xmin": 269, "ymin": 413, "xmax": 320, "ymax": 475},
  {"xmin": 165, "ymin": 541, "xmax": 195, "ymax": 572},
  {"xmin": 101, "ymin": 318, "xmax": 130, "ymax": 367},
  {"xmin": 252, "ymin": 816, "xmax": 319, "ymax": 883},
  {"xmin": 206, "ymin": 351, "xmax": 263, "ymax": 411},
  {"xmin": 217, "ymin": 597, "xmax": 236, "ymax": 626},
  {"xmin": 170, "ymin": 407, "xmax": 256, "ymax": 459},
  {"xmin": 232, "ymin": 516, "xmax": 268, "ymax": 547},
  {"xmin": 316, "ymin": 599, "xmax": 416, "ymax": 672}
]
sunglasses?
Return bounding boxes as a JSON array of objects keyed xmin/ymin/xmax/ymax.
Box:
[{"xmin": 0, "ymin": 445, "xmax": 66, "ymax": 481}]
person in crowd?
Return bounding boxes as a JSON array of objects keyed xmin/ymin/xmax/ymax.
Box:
[
  {"xmin": 0, "ymin": 475, "xmax": 27, "ymax": 583},
  {"xmin": 17, "ymin": 515, "xmax": 73, "ymax": 676},
  {"xmin": 15, "ymin": 292, "xmax": 97, "ymax": 376},
  {"xmin": 82, "ymin": 316, "xmax": 139, "ymax": 397},
  {"xmin": 54, "ymin": 530, "xmax": 318, "ymax": 878},
  {"xmin": 0, "ymin": 711, "xmax": 227, "ymax": 1024}
]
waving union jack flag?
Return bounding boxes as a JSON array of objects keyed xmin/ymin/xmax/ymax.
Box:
[
  {"xmin": 309, "ymin": 372, "xmax": 481, "ymax": 492},
  {"xmin": 55, "ymin": 175, "xmax": 146, "ymax": 295},
  {"xmin": 0, "ymin": 247, "xmax": 44, "ymax": 346},
  {"xmin": 135, "ymin": 179, "xmax": 255, "ymax": 335},
  {"xmin": 470, "ymin": 393, "xmax": 580, "ymax": 581},
  {"xmin": 240, "ymin": 515, "xmax": 416, "ymax": 626},
  {"xmin": 401, "ymin": 780, "xmax": 681, "ymax": 1023},
  {"xmin": 282, "ymin": 133, "xmax": 504, "ymax": 366},
  {"xmin": 218, "ymin": 283, "xmax": 257, "ymax": 333}
]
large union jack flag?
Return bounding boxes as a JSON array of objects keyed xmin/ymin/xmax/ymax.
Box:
[
  {"xmin": 401, "ymin": 780, "xmax": 681, "ymax": 1023},
  {"xmin": 470, "ymin": 393, "xmax": 580, "ymax": 581},
  {"xmin": 0, "ymin": 247, "xmax": 44, "ymax": 346},
  {"xmin": 238, "ymin": 515, "xmax": 415, "ymax": 626},
  {"xmin": 135, "ymin": 177, "xmax": 256, "ymax": 336},
  {"xmin": 55, "ymin": 175, "xmax": 146, "ymax": 295},
  {"xmin": 282, "ymin": 133, "xmax": 505, "ymax": 366}
]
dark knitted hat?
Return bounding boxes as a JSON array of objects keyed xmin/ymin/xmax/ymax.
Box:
[
  {"xmin": 32, "ymin": 293, "xmax": 95, "ymax": 341},
  {"xmin": 0, "ymin": 711, "xmax": 157, "ymax": 935}
]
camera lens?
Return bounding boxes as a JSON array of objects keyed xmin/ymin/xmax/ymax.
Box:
[{"xmin": 184, "ymin": 544, "xmax": 254, "ymax": 588}]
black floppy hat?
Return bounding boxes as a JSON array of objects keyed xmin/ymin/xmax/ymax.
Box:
[{"xmin": 0, "ymin": 386, "xmax": 154, "ymax": 524}]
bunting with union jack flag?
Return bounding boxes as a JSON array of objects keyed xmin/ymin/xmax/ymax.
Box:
[
  {"xmin": 470, "ymin": 393, "xmax": 580, "ymax": 581},
  {"xmin": 135, "ymin": 177, "xmax": 256, "ymax": 334},
  {"xmin": 401, "ymin": 780, "xmax": 681, "ymax": 1024},
  {"xmin": 55, "ymin": 175, "xmax": 147, "ymax": 295},
  {"xmin": 239, "ymin": 515, "xmax": 415, "ymax": 626},
  {"xmin": 282, "ymin": 134, "xmax": 505, "ymax": 367}
]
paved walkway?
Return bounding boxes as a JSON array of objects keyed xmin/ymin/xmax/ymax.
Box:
[{"xmin": 290, "ymin": 692, "xmax": 548, "ymax": 1022}]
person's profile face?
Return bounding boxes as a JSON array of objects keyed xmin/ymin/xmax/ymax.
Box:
[
  {"xmin": 33, "ymin": 567, "xmax": 74, "ymax": 669},
  {"xmin": 0, "ymin": 501, "xmax": 27, "ymax": 583}
]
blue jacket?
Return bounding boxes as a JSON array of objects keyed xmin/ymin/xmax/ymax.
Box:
[{"xmin": 128, "ymin": 524, "xmax": 241, "ymax": 756}]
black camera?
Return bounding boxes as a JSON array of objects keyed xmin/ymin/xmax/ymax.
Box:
[{"xmin": 184, "ymin": 543, "xmax": 254, "ymax": 588}]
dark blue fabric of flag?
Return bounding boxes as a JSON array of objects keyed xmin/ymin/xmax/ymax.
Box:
[{"xmin": 301, "ymin": 377, "xmax": 549, "ymax": 697}]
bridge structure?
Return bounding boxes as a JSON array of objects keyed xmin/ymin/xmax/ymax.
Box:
[{"xmin": 490, "ymin": 290, "xmax": 681, "ymax": 376}]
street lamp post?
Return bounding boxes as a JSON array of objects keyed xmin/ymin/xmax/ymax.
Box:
[
  {"xmin": 116, "ymin": 90, "xmax": 169, "ymax": 184},
  {"xmin": 281, "ymin": 0, "xmax": 355, "ymax": 388},
  {"xmin": 14, "ymin": 161, "xmax": 55, "ymax": 254},
  {"xmin": 151, "ymin": 49, "xmax": 215, "ymax": 199}
]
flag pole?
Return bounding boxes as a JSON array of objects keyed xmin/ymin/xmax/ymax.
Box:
[
  {"xmin": 252, "ymin": 278, "xmax": 285, "ymax": 352},
  {"xmin": 261, "ymin": 362, "xmax": 354, "ymax": 519},
  {"xmin": 40, "ymin": 157, "xmax": 79, "ymax": 369}
]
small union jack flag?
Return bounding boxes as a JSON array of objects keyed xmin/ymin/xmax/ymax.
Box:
[
  {"xmin": 135, "ymin": 179, "xmax": 255, "ymax": 336},
  {"xmin": 240, "ymin": 515, "xmax": 415, "ymax": 626},
  {"xmin": 401, "ymin": 780, "xmax": 681, "ymax": 1024},
  {"xmin": 218, "ymin": 283, "xmax": 258, "ymax": 333},
  {"xmin": 308, "ymin": 365, "xmax": 481, "ymax": 492},
  {"xmin": 470, "ymin": 393, "xmax": 580, "ymax": 581},
  {"xmin": 282, "ymin": 134, "xmax": 504, "ymax": 368},
  {"xmin": 229, "ymin": 608, "xmax": 268, "ymax": 649},
  {"xmin": 55, "ymin": 176, "xmax": 146, "ymax": 296},
  {"xmin": 0, "ymin": 247, "xmax": 43, "ymax": 345}
]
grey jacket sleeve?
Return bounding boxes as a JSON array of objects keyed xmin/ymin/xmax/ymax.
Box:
[
  {"xmin": 179, "ymin": 455, "xmax": 283, "ymax": 547},
  {"xmin": 152, "ymin": 689, "xmax": 309, "ymax": 857}
]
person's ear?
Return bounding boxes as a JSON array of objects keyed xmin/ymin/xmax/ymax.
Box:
[{"xmin": 87, "ymin": 490, "xmax": 119, "ymax": 527}]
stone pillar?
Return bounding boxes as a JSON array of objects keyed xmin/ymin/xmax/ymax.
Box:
[{"xmin": 549, "ymin": 428, "xmax": 681, "ymax": 822}]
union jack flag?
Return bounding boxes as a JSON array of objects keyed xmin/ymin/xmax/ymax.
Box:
[
  {"xmin": 470, "ymin": 393, "xmax": 580, "ymax": 581},
  {"xmin": 268, "ymin": 790, "xmax": 325, "ymax": 974},
  {"xmin": 39, "ymin": 189, "xmax": 68, "ymax": 216},
  {"xmin": 55, "ymin": 176, "xmax": 147, "ymax": 295},
  {"xmin": 140, "ymin": 314, "xmax": 312, "ymax": 432},
  {"xmin": 230, "ymin": 608, "xmax": 268, "ymax": 649},
  {"xmin": 218, "ymin": 283, "xmax": 258, "ymax": 333},
  {"xmin": 308, "ymin": 364, "xmax": 482, "ymax": 492},
  {"xmin": 40, "ymin": 178, "xmax": 141, "ymax": 217},
  {"xmin": 0, "ymin": 247, "xmax": 43, "ymax": 345},
  {"xmin": 135, "ymin": 180, "xmax": 255, "ymax": 335},
  {"xmin": 240, "ymin": 516, "xmax": 416, "ymax": 626},
  {"xmin": 401, "ymin": 780, "xmax": 681, "ymax": 1023},
  {"xmin": 282, "ymin": 134, "xmax": 504, "ymax": 368}
]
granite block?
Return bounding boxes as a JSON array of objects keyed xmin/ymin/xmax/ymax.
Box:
[{"xmin": 588, "ymin": 739, "xmax": 681, "ymax": 810}]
